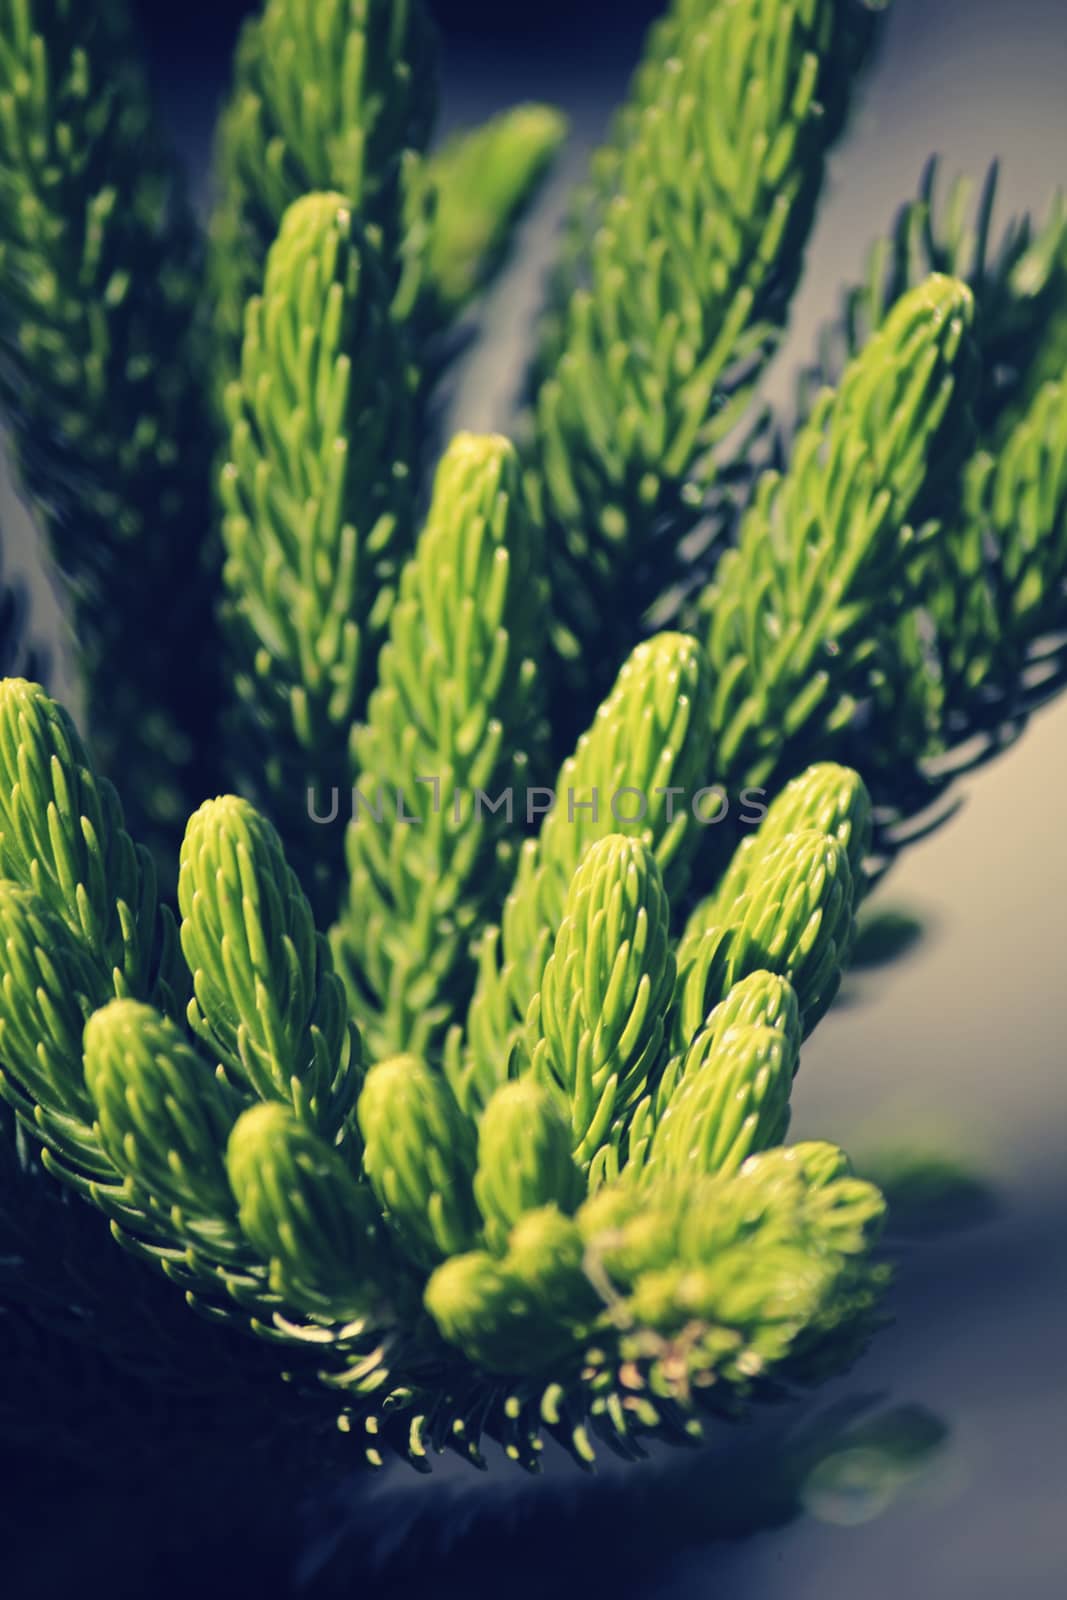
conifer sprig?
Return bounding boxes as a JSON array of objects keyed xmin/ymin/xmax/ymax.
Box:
[
  {"xmin": 474, "ymin": 1080, "xmax": 583, "ymax": 1256},
  {"xmin": 529, "ymin": 835, "xmax": 675, "ymax": 1172},
  {"xmin": 453, "ymin": 631, "xmax": 712, "ymax": 1112},
  {"xmin": 798, "ymin": 166, "xmax": 1067, "ymax": 855},
  {"xmin": 84, "ymin": 1000, "xmax": 244, "ymax": 1247},
  {"xmin": 0, "ymin": 678, "xmax": 181, "ymax": 1006},
  {"xmin": 226, "ymin": 1100, "xmax": 393, "ymax": 1322},
  {"xmin": 418, "ymin": 104, "xmax": 569, "ymax": 326},
  {"xmin": 178, "ymin": 796, "xmax": 361, "ymax": 1144},
  {"xmin": 0, "ymin": 883, "xmax": 112, "ymax": 1178},
  {"xmin": 697, "ymin": 273, "xmax": 977, "ymax": 796},
  {"xmin": 210, "ymin": 0, "xmax": 564, "ymax": 388},
  {"xmin": 332, "ymin": 433, "xmax": 546, "ymax": 1060},
  {"xmin": 357, "ymin": 1053, "xmax": 479, "ymax": 1272},
  {"xmin": 210, "ymin": 0, "xmax": 439, "ymax": 374},
  {"xmin": 530, "ymin": 0, "xmax": 881, "ymax": 724},
  {"xmin": 0, "ymin": 0, "xmax": 222, "ymax": 849},
  {"xmin": 221, "ymin": 191, "xmax": 415, "ymax": 888},
  {"xmin": 797, "ymin": 160, "xmax": 1067, "ymax": 436}
]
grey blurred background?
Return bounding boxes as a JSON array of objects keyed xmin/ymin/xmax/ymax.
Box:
[{"xmin": 2, "ymin": 1, "xmax": 1066, "ymax": 1595}]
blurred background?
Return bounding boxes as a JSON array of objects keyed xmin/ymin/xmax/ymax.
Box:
[{"xmin": 3, "ymin": 1, "xmax": 1067, "ymax": 1595}]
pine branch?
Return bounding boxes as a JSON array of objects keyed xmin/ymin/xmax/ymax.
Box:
[
  {"xmin": 0, "ymin": 0, "xmax": 222, "ymax": 855},
  {"xmin": 947, "ymin": 383, "xmax": 1067, "ymax": 695},
  {"xmin": 642, "ymin": 1021, "xmax": 796, "ymax": 1180},
  {"xmin": 0, "ymin": 882, "xmax": 113, "ymax": 1179},
  {"xmin": 676, "ymin": 829, "xmax": 856, "ymax": 1040},
  {"xmin": 696, "ymin": 274, "xmax": 976, "ymax": 799},
  {"xmin": 0, "ymin": 728, "xmax": 403, "ymax": 1369},
  {"xmin": 357, "ymin": 1054, "xmax": 479, "ymax": 1273},
  {"xmin": 658, "ymin": 968, "xmax": 801, "ymax": 1109},
  {"xmin": 794, "ymin": 166, "xmax": 1067, "ymax": 858},
  {"xmin": 417, "ymin": 103, "xmax": 568, "ymax": 325},
  {"xmin": 226, "ymin": 1100, "xmax": 394, "ymax": 1323},
  {"xmin": 670, "ymin": 761, "xmax": 867, "ymax": 1062},
  {"xmin": 178, "ymin": 795, "xmax": 362, "ymax": 1146},
  {"xmin": 427, "ymin": 1138, "xmax": 886, "ymax": 1390},
  {"xmin": 451, "ymin": 631, "xmax": 713, "ymax": 1114},
  {"xmin": 220, "ymin": 191, "xmax": 415, "ymax": 899},
  {"xmin": 209, "ymin": 0, "xmax": 439, "ymax": 384},
  {"xmin": 854, "ymin": 378, "xmax": 1067, "ymax": 864},
  {"xmin": 0, "ymin": 678, "xmax": 183, "ymax": 1008},
  {"xmin": 84, "ymin": 1000, "xmax": 246, "ymax": 1254},
  {"xmin": 75, "ymin": 994, "xmax": 401, "ymax": 1362},
  {"xmin": 796, "ymin": 159, "xmax": 1067, "ymax": 438},
  {"xmin": 529, "ymin": 0, "xmax": 882, "ymax": 736},
  {"xmin": 331, "ymin": 433, "xmax": 546, "ymax": 1060},
  {"xmin": 473, "ymin": 1080, "xmax": 583, "ymax": 1257},
  {"xmin": 210, "ymin": 1, "xmax": 563, "ymax": 390},
  {"xmin": 578, "ymin": 1142, "xmax": 887, "ymax": 1396},
  {"xmin": 423, "ymin": 1207, "xmax": 597, "ymax": 1379},
  {"xmin": 528, "ymin": 835, "xmax": 675, "ymax": 1173}
]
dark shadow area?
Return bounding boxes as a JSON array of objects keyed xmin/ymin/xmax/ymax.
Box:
[
  {"xmin": 850, "ymin": 906, "xmax": 930, "ymax": 970},
  {"xmin": 298, "ymin": 1400, "xmax": 950, "ymax": 1600},
  {"xmin": 300, "ymin": 1180, "xmax": 1063, "ymax": 1598},
  {"xmin": 5, "ymin": 1153, "xmax": 1047, "ymax": 1600},
  {"xmin": 861, "ymin": 1147, "xmax": 1002, "ymax": 1238}
]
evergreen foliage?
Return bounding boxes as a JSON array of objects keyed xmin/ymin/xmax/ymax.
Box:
[
  {"xmin": 0, "ymin": 0, "xmax": 1065, "ymax": 1474},
  {"xmin": 0, "ymin": 0, "xmax": 222, "ymax": 851}
]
